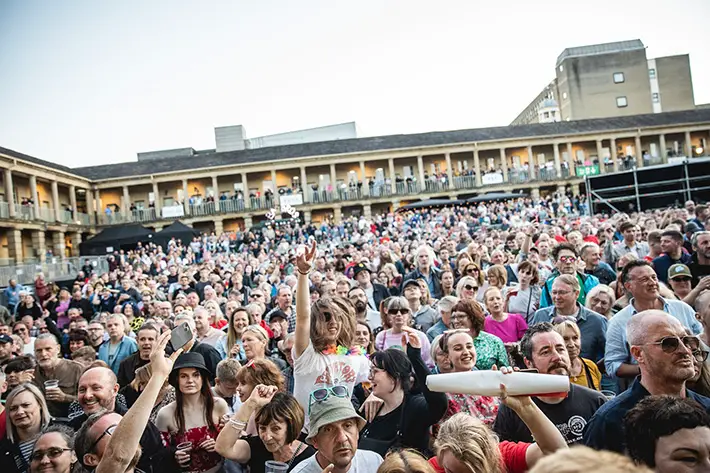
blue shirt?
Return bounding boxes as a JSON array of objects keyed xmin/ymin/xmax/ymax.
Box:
[
  {"xmin": 531, "ymin": 304, "xmax": 608, "ymax": 362},
  {"xmin": 4, "ymin": 284, "xmax": 24, "ymax": 309},
  {"xmin": 583, "ymin": 377, "xmax": 710, "ymax": 453},
  {"xmin": 426, "ymin": 319, "xmax": 448, "ymax": 342},
  {"xmin": 604, "ymin": 297, "xmax": 702, "ymax": 379},
  {"xmin": 652, "ymin": 252, "xmax": 693, "ymax": 284}
]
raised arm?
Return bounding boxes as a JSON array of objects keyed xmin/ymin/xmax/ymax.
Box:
[
  {"xmin": 402, "ymin": 327, "xmax": 447, "ymax": 424},
  {"xmin": 294, "ymin": 239, "xmax": 317, "ymax": 357},
  {"xmin": 97, "ymin": 331, "xmax": 181, "ymax": 473},
  {"xmin": 497, "ymin": 369, "xmax": 567, "ymax": 469}
]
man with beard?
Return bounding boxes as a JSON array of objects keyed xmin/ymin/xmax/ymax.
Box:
[
  {"xmin": 348, "ymin": 286, "xmax": 382, "ymax": 330},
  {"xmin": 353, "ymin": 262, "xmax": 390, "ymax": 312},
  {"xmin": 584, "ymin": 310, "xmax": 710, "ymax": 453},
  {"xmin": 87, "ymin": 320, "xmax": 107, "ymax": 352},
  {"xmin": 117, "ymin": 324, "xmax": 159, "ymax": 388},
  {"xmin": 33, "ymin": 333, "xmax": 83, "ymax": 418},
  {"xmin": 74, "ymin": 331, "xmax": 180, "ymax": 473},
  {"xmin": 493, "ymin": 323, "xmax": 606, "ymax": 445}
]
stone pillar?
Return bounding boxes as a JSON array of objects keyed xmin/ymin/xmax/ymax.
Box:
[
  {"xmin": 122, "ymin": 185, "xmax": 130, "ymax": 218},
  {"xmin": 304, "ymin": 210, "xmax": 312, "ymax": 224},
  {"xmin": 596, "ymin": 139, "xmax": 605, "ymax": 174},
  {"xmin": 51, "ymin": 180, "xmax": 60, "ymax": 222},
  {"xmin": 329, "ymin": 164, "xmax": 337, "ymax": 189},
  {"xmin": 85, "ymin": 187, "xmax": 95, "ymax": 223},
  {"xmin": 151, "ymin": 182, "xmax": 159, "ymax": 208},
  {"xmin": 388, "ymin": 158, "xmax": 397, "ymax": 194},
  {"xmin": 69, "ymin": 185, "xmax": 77, "ymax": 217},
  {"xmin": 52, "ymin": 231, "xmax": 66, "ymax": 259},
  {"xmin": 271, "ymin": 169, "xmax": 280, "ymax": 207},
  {"xmin": 241, "ymin": 173, "xmax": 250, "ymax": 209},
  {"xmin": 214, "ymin": 218, "xmax": 224, "ymax": 235},
  {"xmin": 363, "ymin": 204, "xmax": 372, "ymax": 220},
  {"xmin": 417, "ymin": 155, "xmax": 425, "ymax": 188},
  {"xmin": 659, "ymin": 134, "xmax": 668, "ymax": 163},
  {"xmin": 244, "ymin": 215, "xmax": 253, "ymax": 230},
  {"xmin": 70, "ymin": 232, "xmax": 82, "ymax": 257},
  {"xmin": 610, "ymin": 138, "xmax": 619, "ymax": 172},
  {"xmin": 300, "ymin": 167, "xmax": 307, "ymax": 197},
  {"xmin": 473, "ymin": 149, "xmax": 482, "ymax": 187},
  {"xmin": 527, "ymin": 146, "xmax": 535, "ymax": 180},
  {"xmin": 360, "ymin": 161, "xmax": 368, "ymax": 196},
  {"xmin": 571, "ymin": 184, "xmax": 581, "ymax": 196},
  {"xmin": 553, "ymin": 143, "xmax": 562, "ymax": 177},
  {"xmin": 4, "ymin": 169, "xmax": 15, "ymax": 218},
  {"xmin": 333, "ymin": 206, "xmax": 342, "ymax": 224},
  {"xmin": 499, "ymin": 148, "xmax": 508, "ymax": 182},
  {"xmin": 182, "ymin": 179, "xmax": 189, "ymax": 215},
  {"xmin": 29, "ymin": 175, "xmax": 40, "ymax": 219},
  {"xmin": 94, "ymin": 189, "xmax": 101, "ymax": 214},
  {"xmin": 7, "ymin": 229, "xmax": 23, "ymax": 264},
  {"xmin": 445, "ymin": 152, "xmax": 453, "ymax": 177},
  {"xmin": 211, "ymin": 175, "xmax": 219, "ymax": 199},
  {"xmin": 635, "ymin": 136, "xmax": 643, "ymax": 168},
  {"xmin": 531, "ymin": 187, "xmax": 541, "ymax": 200},
  {"xmin": 31, "ymin": 230, "xmax": 46, "ymax": 263},
  {"xmin": 685, "ymin": 131, "xmax": 693, "ymax": 157},
  {"xmin": 566, "ymin": 142, "xmax": 575, "ymax": 176}
]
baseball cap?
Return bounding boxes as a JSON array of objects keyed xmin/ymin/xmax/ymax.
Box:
[
  {"xmin": 0, "ymin": 334, "xmax": 13, "ymax": 344},
  {"xmin": 668, "ymin": 264, "xmax": 692, "ymax": 280},
  {"xmin": 353, "ymin": 262, "xmax": 371, "ymax": 277},
  {"xmin": 402, "ymin": 278, "xmax": 423, "ymax": 291}
]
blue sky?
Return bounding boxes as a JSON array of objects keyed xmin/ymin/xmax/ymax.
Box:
[{"xmin": 1, "ymin": 0, "xmax": 708, "ymax": 168}]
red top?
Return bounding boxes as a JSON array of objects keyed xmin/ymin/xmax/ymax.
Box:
[
  {"xmin": 429, "ymin": 441, "xmax": 530, "ymax": 473},
  {"xmin": 0, "ymin": 410, "xmax": 6, "ymax": 440},
  {"xmin": 583, "ymin": 235, "xmax": 600, "ymax": 244},
  {"xmin": 211, "ymin": 319, "xmax": 228, "ymax": 330},
  {"xmin": 161, "ymin": 425, "xmax": 222, "ymax": 472}
]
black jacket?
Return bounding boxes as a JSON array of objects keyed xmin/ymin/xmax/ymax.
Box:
[
  {"xmin": 401, "ymin": 267, "xmax": 443, "ymax": 299},
  {"xmin": 117, "ymin": 351, "xmax": 150, "ymax": 388},
  {"xmin": 370, "ymin": 283, "xmax": 391, "ymax": 311}
]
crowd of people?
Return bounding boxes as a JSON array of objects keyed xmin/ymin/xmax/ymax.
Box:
[{"xmin": 1, "ymin": 191, "xmax": 710, "ymax": 473}]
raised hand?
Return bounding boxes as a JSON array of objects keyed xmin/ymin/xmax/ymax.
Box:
[
  {"xmin": 401, "ymin": 326, "xmax": 422, "ymax": 349},
  {"xmin": 246, "ymin": 384, "xmax": 278, "ymax": 409},
  {"xmin": 296, "ymin": 239, "xmax": 317, "ymax": 274},
  {"xmin": 151, "ymin": 330, "xmax": 182, "ymax": 379}
]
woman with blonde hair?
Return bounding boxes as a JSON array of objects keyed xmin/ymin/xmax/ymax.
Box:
[
  {"xmin": 378, "ymin": 450, "xmax": 437, "ymax": 473},
  {"xmin": 375, "ymin": 297, "xmax": 434, "ymax": 368},
  {"xmin": 0, "ymin": 383, "xmax": 52, "ymax": 471},
  {"xmin": 455, "ymin": 276, "xmax": 481, "ymax": 303},
  {"xmin": 241, "ymin": 324, "xmax": 270, "ymax": 362},
  {"xmin": 383, "ymin": 262, "xmax": 403, "ymax": 294},
  {"xmin": 584, "ymin": 285, "xmax": 616, "ymax": 319},
  {"xmin": 433, "ymin": 375, "xmax": 568, "ymax": 473},
  {"xmin": 487, "ymin": 265, "xmax": 508, "ymax": 290},
  {"xmin": 552, "ymin": 320, "xmax": 602, "ymax": 391},
  {"xmin": 217, "ymin": 306, "xmax": 252, "ymax": 362},
  {"xmin": 204, "ymin": 299, "xmax": 227, "ymax": 329}
]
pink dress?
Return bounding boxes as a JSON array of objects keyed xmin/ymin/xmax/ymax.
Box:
[{"xmin": 161, "ymin": 425, "xmax": 222, "ymax": 472}]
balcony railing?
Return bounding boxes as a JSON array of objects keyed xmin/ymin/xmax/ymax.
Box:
[
  {"xmin": 15, "ymin": 204, "xmax": 34, "ymax": 220},
  {"xmin": 39, "ymin": 206, "xmax": 54, "ymax": 222}
]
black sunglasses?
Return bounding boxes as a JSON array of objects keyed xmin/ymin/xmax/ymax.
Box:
[
  {"xmin": 388, "ymin": 308, "xmax": 410, "ymax": 315},
  {"xmin": 643, "ymin": 336, "xmax": 700, "ymax": 353},
  {"xmin": 89, "ymin": 424, "xmax": 117, "ymax": 453},
  {"xmin": 464, "ymin": 284, "xmax": 478, "ymax": 291},
  {"xmin": 672, "ymin": 277, "xmax": 692, "ymax": 283}
]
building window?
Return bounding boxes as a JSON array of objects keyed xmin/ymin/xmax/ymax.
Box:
[
  {"xmin": 544, "ymin": 111, "xmax": 550, "ymax": 118},
  {"xmin": 616, "ymin": 96, "xmax": 628, "ymax": 108},
  {"xmin": 551, "ymin": 110, "xmax": 556, "ymax": 117},
  {"xmin": 649, "ymin": 68, "xmax": 656, "ymax": 79},
  {"xmin": 613, "ymin": 72, "xmax": 625, "ymax": 83},
  {"xmin": 562, "ymin": 92, "xmax": 568, "ymax": 100},
  {"xmin": 652, "ymin": 93, "xmax": 660, "ymax": 103}
]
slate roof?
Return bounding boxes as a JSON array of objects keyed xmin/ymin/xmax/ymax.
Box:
[{"xmin": 3, "ymin": 108, "xmax": 710, "ymax": 182}]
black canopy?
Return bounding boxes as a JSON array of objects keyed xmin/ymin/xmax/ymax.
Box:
[
  {"xmin": 154, "ymin": 221, "xmax": 200, "ymax": 247},
  {"xmin": 398, "ymin": 199, "xmax": 465, "ymax": 211},
  {"xmin": 466, "ymin": 192, "xmax": 527, "ymax": 203},
  {"xmin": 80, "ymin": 224, "xmax": 154, "ymax": 255}
]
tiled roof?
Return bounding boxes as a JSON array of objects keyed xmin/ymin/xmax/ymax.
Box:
[{"xmin": 4, "ymin": 108, "xmax": 710, "ymax": 181}]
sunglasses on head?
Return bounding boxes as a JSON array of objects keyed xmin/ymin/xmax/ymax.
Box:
[
  {"xmin": 644, "ymin": 336, "xmax": 700, "ymax": 353},
  {"xmin": 308, "ymin": 385, "xmax": 348, "ymax": 415},
  {"xmin": 89, "ymin": 424, "xmax": 117, "ymax": 453}
]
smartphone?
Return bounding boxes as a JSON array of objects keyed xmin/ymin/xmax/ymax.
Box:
[{"xmin": 171, "ymin": 324, "xmax": 193, "ymax": 351}]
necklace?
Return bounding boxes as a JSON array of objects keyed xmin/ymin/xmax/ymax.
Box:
[{"xmin": 322, "ymin": 345, "xmax": 367, "ymax": 356}]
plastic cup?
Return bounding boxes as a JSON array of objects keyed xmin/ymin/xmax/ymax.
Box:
[
  {"xmin": 176, "ymin": 442, "xmax": 192, "ymax": 467},
  {"xmin": 44, "ymin": 380, "xmax": 59, "ymax": 390},
  {"xmin": 265, "ymin": 461, "xmax": 289, "ymax": 473}
]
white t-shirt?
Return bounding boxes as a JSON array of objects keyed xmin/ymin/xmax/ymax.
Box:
[
  {"xmin": 291, "ymin": 450, "xmax": 383, "ymax": 473},
  {"xmin": 293, "ymin": 341, "xmax": 370, "ymax": 430}
]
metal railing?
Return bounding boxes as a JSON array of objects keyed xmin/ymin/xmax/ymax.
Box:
[
  {"xmin": 453, "ymin": 175, "xmax": 478, "ymax": 190},
  {"xmin": 395, "ymin": 181, "xmax": 421, "ymax": 195},
  {"xmin": 424, "ymin": 179, "xmax": 450, "ymax": 193},
  {"xmin": 15, "ymin": 204, "xmax": 34, "ymax": 220},
  {"xmin": 0, "ymin": 256, "xmax": 111, "ymax": 287},
  {"xmin": 39, "ymin": 206, "xmax": 54, "ymax": 222}
]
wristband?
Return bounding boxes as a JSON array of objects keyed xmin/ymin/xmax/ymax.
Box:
[{"xmin": 228, "ymin": 419, "xmax": 247, "ymax": 431}]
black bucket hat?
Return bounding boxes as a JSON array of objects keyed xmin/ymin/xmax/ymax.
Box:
[{"xmin": 168, "ymin": 352, "xmax": 210, "ymax": 388}]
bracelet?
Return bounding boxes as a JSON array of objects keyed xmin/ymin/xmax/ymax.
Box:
[
  {"xmin": 228, "ymin": 419, "xmax": 247, "ymax": 431},
  {"xmin": 297, "ymin": 269, "xmax": 311, "ymax": 276}
]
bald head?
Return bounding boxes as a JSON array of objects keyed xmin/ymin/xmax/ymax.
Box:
[
  {"xmin": 627, "ymin": 310, "xmax": 682, "ymax": 346},
  {"xmin": 78, "ymin": 367, "xmax": 119, "ymax": 415}
]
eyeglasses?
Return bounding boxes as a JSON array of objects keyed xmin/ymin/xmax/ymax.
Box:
[
  {"xmin": 558, "ymin": 256, "xmax": 577, "ymax": 264},
  {"xmin": 308, "ymin": 385, "xmax": 348, "ymax": 415},
  {"xmin": 464, "ymin": 284, "xmax": 478, "ymax": 291},
  {"xmin": 672, "ymin": 277, "xmax": 692, "ymax": 283},
  {"xmin": 30, "ymin": 447, "xmax": 72, "ymax": 462},
  {"xmin": 693, "ymin": 349, "xmax": 710, "ymax": 362},
  {"xmin": 89, "ymin": 424, "xmax": 117, "ymax": 453},
  {"xmin": 643, "ymin": 336, "xmax": 700, "ymax": 354},
  {"xmin": 450, "ymin": 313, "xmax": 468, "ymax": 321},
  {"xmin": 388, "ymin": 309, "xmax": 410, "ymax": 316},
  {"xmin": 551, "ymin": 289, "xmax": 573, "ymax": 296}
]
